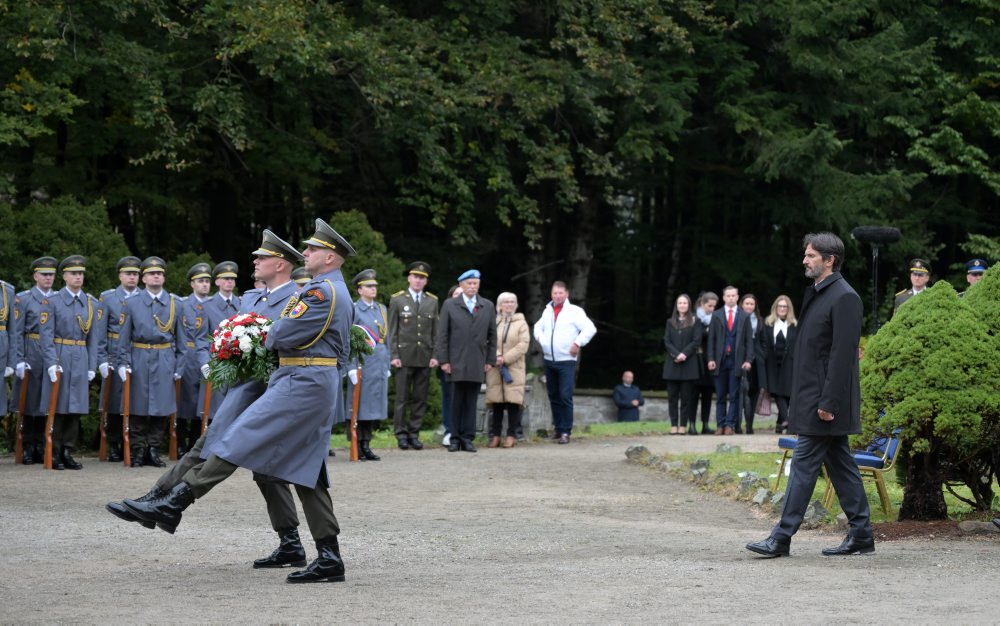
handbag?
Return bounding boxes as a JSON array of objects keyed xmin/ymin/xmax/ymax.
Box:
[
  {"xmin": 500, "ymin": 365, "xmax": 513, "ymax": 384},
  {"xmin": 755, "ymin": 389, "xmax": 772, "ymax": 416}
]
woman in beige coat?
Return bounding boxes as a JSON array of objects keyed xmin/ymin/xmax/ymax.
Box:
[{"xmin": 485, "ymin": 292, "xmax": 530, "ymax": 448}]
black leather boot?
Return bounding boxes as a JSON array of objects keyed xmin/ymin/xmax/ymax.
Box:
[
  {"xmin": 254, "ymin": 530, "xmax": 308, "ymax": 569},
  {"xmin": 23, "ymin": 448, "xmax": 35, "ymax": 465},
  {"xmin": 122, "ymin": 482, "xmax": 194, "ymax": 534},
  {"xmin": 360, "ymin": 441, "xmax": 380, "ymax": 461},
  {"xmin": 146, "ymin": 447, "xmax": 166, "ymax": 468},
  {"xmin": 745, "ymin": 416, "xmax": 755, "ymax": 435},
  {"xmin": 105, "ymin": 487, "xmax": 165, "ymax": 529},
  {"xmin": 108, "ymin": 445, "xmax": 123, "ymax": 463},
  {"xmin": 32, "ymin": 444, "xmax": 44, "ymax": 464},
  {"xmin": 130, "ymin": 446, "xmax": 144, "ymax": 467},
  {"xmin": 61, "ymin": 447, "xmax": 83, "ymax": 470},
  {"xmin": 287, "ymin": 536, "xmax": 345, "ymax": 583},
  {"xmin": 51, "ymin": 446, "xmax": 65, "ymax": 470}
]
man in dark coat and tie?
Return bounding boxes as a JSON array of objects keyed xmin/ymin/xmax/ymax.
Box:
[
  {"xmin": 746, "ymin": 232, "xmax": 874, "ymax": 558},
  {"xmin": 706, "ymin": 286, "xmax": 754, "ymax": 435},
  {"xmin": 436, "ymin": 269, "xmax": 497, "ymax": 452}
]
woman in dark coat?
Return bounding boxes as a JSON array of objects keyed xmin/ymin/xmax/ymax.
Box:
[
  {"xmin": 691, "ymin": 291, "xmax": 718, "ymax": 435},
  {"xmin": 760, "ymin": 294, "xmax": 798, "ymax": 434},
  {"xmin": 662, "ymin": 294, "xmax": 703, "ymax": 434},
  {"xmin": 738, "ymin": 293, "xmax": 766, "ymax": 434}
]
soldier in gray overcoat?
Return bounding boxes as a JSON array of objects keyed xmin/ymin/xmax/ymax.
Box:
[
  {"xmin": 0, "ymin": 278, "xmax": 17, "ymax": 426},
  {"xmin": 121, "ymin": 219, "xmax": 355, "ymax": 584},
  {"xmin": 96, "ymin": 256, "xmax": 142, "ymax": 462},
  {"xmin": 200, "ymin": 261, "xmax": 240, "ymax": 419},
  {"xmin": 38, "ymin": 255, "xmax": 102, "ymax": 469},
  {"xmin": 177, "ymin": 263, "xmax": 213, "ymax": 455},
  {"xmin": 10, "ymin": 257, "xmax": 58, "ymax": 464},
  {"xmin": 117, "ymin": 256, "xmax": 183, "ymax": 468},
  {"xmin": 347, "ymin": 269, "xmax": 390, "ymax": 461}
]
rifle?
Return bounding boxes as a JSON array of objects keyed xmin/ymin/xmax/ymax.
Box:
[
  {"xmin": 98, "ymin": 377, "xmax": 111, "ymax": 462},
  {"xmin": 169, "ymin": 378, "xmax": 180, "ymax": 460},
  {"xmin": 13, "ymin": 375, "xmax": 28, "ymax": 464},
  {"xmin": 350, "ymin": 369, "xmax": 361, "ymax": 462},
  {"xmin": 122, "ymin": 371, "xmax": 131, "ymax": 467},
  {"xmin": 43, "ymin": 371, "xmax": 61, "ymax": 470},
  {"xmin": 200, "ymin": 379, "xmax": 212, "ymax": 435}
]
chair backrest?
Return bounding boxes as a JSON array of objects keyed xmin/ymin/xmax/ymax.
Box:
[{"xmin": 865, "ymin": 428, "xmax": 902, "ymax": 464}]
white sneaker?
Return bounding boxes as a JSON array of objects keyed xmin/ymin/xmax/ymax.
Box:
[{"xmin": 441, "ymin": 433, "xmax": 451, "ymax": 446}]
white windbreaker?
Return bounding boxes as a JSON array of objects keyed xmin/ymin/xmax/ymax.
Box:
[{"xmin": 532, "ymin": 299, "xmax": 597, "ymax": 362}]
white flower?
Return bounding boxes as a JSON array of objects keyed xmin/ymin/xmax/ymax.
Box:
[
  {"xmin": 247, "ymin": 326, "xmax": 261, "ymax": 336},
  {"xmin": 232, "ymin": 326, "xmax": 247, "ymax": 337},
  {"xmin": 238, "ymin": 336, "xmax": 253, "ymax": 353}
]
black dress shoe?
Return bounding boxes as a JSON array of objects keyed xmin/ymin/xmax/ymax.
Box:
[
  {"xmin": 745, "ymin": 536, "xmax": 790, "ymax": 558},
  {"xmin": 409, "ymin": 437, "xmax": 423, "ymax": 450},
  {"xmin": 328, "ymin": 449, "xmax": 336, "ymax": 456},
  {"xmin": 22, "ymin": 453, "xmax": 35, "ymax": 465},
  {"xmin": 130, "ymin": 446, "xmax": 144, "ymax": 467},
  {"xmin": 993, "ymin": 518, "xmax": 1000, "ymax": 531},
  {"xmin": 146, "ymin": 447, "xmax": 166, "ymax": 468},
  {"xmin": 61, "ymin": 447, "xmax": 83, "ymax": 470},
  {"xmin": 108, "ymin": 448, "xmax": 123, "ymax": 463},
  {"xmin": 32, "ymin": 444, "xmax": 45, "ymax": 464},
  {"xmin": 123, "ymin": 482, "xmax": 194, "ymax": 534},
  {"xmin": 821, "ymin": 534, "xmax": 875, "ymax": 556},
  {"xmin": 254, "ymin": 529, "xmax": 308, "ymax": 569},
  {"xmin": 460, "ymin": 439, "xmax": 477, "ymax": 453},
  {"xmin": 448, "ymin": 440, "xmax": 460, "ymax": 452},
  {"xmin": 701, "ymin": 425, "xmax": 714, "ymax": 435},
  {"xmin": 360, "ymin": 442, "xmax": 380, "ymax": 461},
  {"xmin": 687, "ymin": 427, "xmax": 698, "ymax": 436},
  {"xmin": 287, "ymin": 537, "xmax": 345, "ymax": 583},
  {"xmin": 397, "ymin": 438, "xmax": 410, "ymax": 450}
]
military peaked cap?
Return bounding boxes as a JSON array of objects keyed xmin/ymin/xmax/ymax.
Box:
[
  {"xmin": 141, "ymin": 256, "xmax": 167, "ymax": 274},
  {"xmin": 187, "ymin": 263, "xmax": 212, "ymax": 281},
  {"xmin": 353, "ymin": 268, "xmax": 378, "ymax": 287},
  {"xmin": 253, "ymin": 229, "xmax": 304, "ymax": 262},
  {"xmin": 117, "ymin": 256, "xmax": 142, "ymax": 273},
  {"xmin": 406, "ymin": 261, "xmax": 431, "ymax": 277},
  {"xmin": 302, "ymin": 218, "xmax": 356, "ymax": 258},
  {"xmin": 31, "ymin": 256, "xmax": 58, "ymax": 274},
  {"xmin": 59, "ymin": 255, "xmax": 87, "ymax": 273}
]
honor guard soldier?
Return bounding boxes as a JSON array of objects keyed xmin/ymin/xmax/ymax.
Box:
[
  {"xmin": 1, "ymin": 276, "xmax": 17, "ymax": 443},
  {"xmin": 11, "ymin": 257, "xmax": 58, "ymax": 465},
  {"xmin": 893, "ymin": 258, "xmax": 930, "ymax": 314},
  {"xmin": 176, "ymin": 263, "xmax": 213, "ymax": 455},
  {"xmin": 119, "ymin": 219, "xmax": 355, "ymax": 584},
  {"xmin": 97, "ymin": 256, "xmax": 142, "ymax": 462},
  {"xmin": 292, "ymin": 266, "xmax": 312, "ymax": 289},
  {"xmin": 964, "ymin": 258, "xmax": 988, "ymax": 294},
  {"xmin": 38, "ymin": 255, "xmax": 102, "ymax": 470},
  {"xmin": 388, "ymin": 261, "xmax": 439, "ymax": 450},
  {"xmin": 207, "ymin": 261, "xmax": 241, "ymax": 321},
  {"xmin": 117, "ymin": 256, "xmax": 183, "ymax": 467},
  {"xmin": 348, "ymin": 269, "xmax": 390, "ymax": 461}
]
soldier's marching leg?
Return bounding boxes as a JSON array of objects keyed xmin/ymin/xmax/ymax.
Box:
[
  {"xmin": 253, "ymin": 477, "xmax": 306, "ymax": 569},
  {"xmin": 287, "ymin": 484, "xmax": 344, "ymax": 583},
  {"xmin": 154, "ymin": 432, "xmax": 207, "ymax": 492}
]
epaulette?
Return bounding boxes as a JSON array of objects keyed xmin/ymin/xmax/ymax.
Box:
[
  {"xmin": 392, "ymin": 290, "xmax": 405, "ymax": 297},
  {"xmin": 895, "ymin": 289, "xmax": 907, "ymax": 296},
  {"xmin": 424, "ymin": 292, "xmax": 438, "ymax": 300},
  {"xmin": 17, "ymin": 290, "xmax": 30, "ymax": 297}
]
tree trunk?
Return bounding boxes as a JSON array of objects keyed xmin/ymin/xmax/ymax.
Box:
[
  {"xmin": 898, "ymin": 451, "xmax": 948, "ymax": 520},
  {"xmin": 566, "ymin": 194, "xmax": 597, "ymax": 305}
]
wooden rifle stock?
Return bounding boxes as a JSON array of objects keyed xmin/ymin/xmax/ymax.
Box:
[
  {"xmin": 44, "ymin": 372, "xmax": 61, "ymax": 470},
  {"xmin": 13, "ymin": 374, "xmax": 29, "ymax": 464},
  {"xmin": 122, "ymin": 372, "xmax": 131, "ymax": 467},
  {"xmin": 201, "ymin": 379, "xmax": 212, "ymax": 435},
  {"xmin": 350, "ymin": 369, "xmax": 361, "ymax": 462},
  {"xmin": 98, "ymin": 376, "xmax": 111, "ymax": 461},
  {"xmin": 169, "ymin": 378, "xmax": 180, "ymax": 460}
]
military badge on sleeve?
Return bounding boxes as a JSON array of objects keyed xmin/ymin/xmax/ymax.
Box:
[
  {"xmin": 305, "ymin": 289, "xmax": 326, "ymax": 302},
  {"xmin": 289, "ymin": 300, "xmax": 310, "ymax": 319}
]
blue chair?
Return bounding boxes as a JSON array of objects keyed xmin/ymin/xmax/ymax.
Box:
[
  {"xmin": 773, "ymin": 436, "xmax": 831, "ymax": 491},
  {"xmin": 823, "ymin": 431, "xmax": 902, "ymax": 515}
]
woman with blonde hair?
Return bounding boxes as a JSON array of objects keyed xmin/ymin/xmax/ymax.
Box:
[
  {"xmin": 761, "ymin": 295, "xmax": 798, "ymax": 433},
  {"xmin": 484, "ymin": 292, "xmax": 530, "ymax": 447}
]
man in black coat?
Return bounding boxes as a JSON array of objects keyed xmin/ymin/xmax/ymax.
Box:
[
  {"xmin": 436, "ymin": 269, "xmax": 497, "ymax": 452},
  {"xmin": 747, "ymin": 232, "xmax": 874, "ymax": 558},
  {"xmin": 706, "ymin": 286, "xmax": 754, "ymax": 435}
]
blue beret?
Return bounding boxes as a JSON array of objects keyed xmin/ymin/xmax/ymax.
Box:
[{"xmin": 457, "ymin": 269, "xmax": 481, "ymax": 282}]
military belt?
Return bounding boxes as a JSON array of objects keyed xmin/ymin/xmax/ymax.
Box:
[
  {"xmin": 107, "ymin": 332, "xmax": 120, "ymax": 340},
  {"xmin": 185, "ymin": 341, "xmax": 196, "ymax": 349},
  {"xmin": 27, "ymin": 333, "xmax": 41, "ymax": 340},
  {"xmin": 279, "ymin": 357, "xmax": 339, "ymax": 367},
  {"xmin": 0, "ymin": 325, "xmax": 5, "ymax": 331},
  {"xmin": 55, "ymin": 338, "xmax": 87, "ymax": 346},
  {"xmin": 133, "ymin": 342, "xmax": 172, "ymax": 350}
]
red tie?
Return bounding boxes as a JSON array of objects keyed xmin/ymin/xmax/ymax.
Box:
[{"xmin": 727, "ymin": 308, "xmax": 734, "ymax": 331}]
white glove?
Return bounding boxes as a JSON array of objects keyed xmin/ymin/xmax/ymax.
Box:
[
  {"xmin": 173, "ymin": 372, "xmax": 182, "ymax": 381},
  {"xmin": 87, "ymin": 370, "xmax": 96, "ymax": 382},
  {"xmin": 347, "ymin": 369, "xmax": 358, "ymax": 385},
  {"xmin": 99, "ymin": 362, "xmax": 110, "ymax": 379},
  {"xmin": 47, "ymin": 365, "xmax": 63, "ymax": 383},
  {"xmin": 386, "ymin": 370, "xmax": 391, "ymax": 378},
  {"xmin": 3, "ymin": 367, "xmax": 12, "ymax": 378},
  {"xmin": 200, "ymin": 363, "xmax": 211, "ymax": 379},
  {"xmin": 118, "ymin": 366, "xmax": 130, "ymax": 382},
  {"xmin": 15, "ymin": 362, "xmax": 30, "ymax": 379}
]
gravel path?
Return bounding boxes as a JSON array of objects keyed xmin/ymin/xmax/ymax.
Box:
[{"xmin": 2, "ymin": 433, "xmax": 998, "ymax": 623}]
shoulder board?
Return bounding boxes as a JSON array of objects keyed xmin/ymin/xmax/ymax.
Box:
[
  {"xmin": 101, "ymin": 289, "xmax": 115, "ymax": 296},
  {"xmin": 895, "ymin": 289, "xmax": 907, "ymax": 296},
  {"xmin": 392, "ymin": 290, "xmax": 405, "ymax": 297},
  {"xmin": 17, "ymin": 290, "xmax": 30, "ymax": 297},
  {"xmin": 424, "ymin": 292, "xmax": 438, "ymax": 300}
]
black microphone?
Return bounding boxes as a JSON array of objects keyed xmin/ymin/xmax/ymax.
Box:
[{"xmin": 851, "ymin": 226, "xmax": 901, "ymax": 245}]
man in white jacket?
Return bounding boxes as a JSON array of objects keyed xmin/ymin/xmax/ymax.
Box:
[{"xmin": 532, "ymin": 281, "xmax": 597, "ymax": 443}]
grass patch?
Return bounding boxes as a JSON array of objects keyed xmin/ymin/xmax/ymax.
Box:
[{"xmin": 581, "ymin": 420, "xmax": 720, "ymax": 437}]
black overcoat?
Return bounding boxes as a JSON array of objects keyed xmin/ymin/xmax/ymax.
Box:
[
  {"xmin": 787, "ymin": 272, "xmax": 862, "ymax": 436},
  {"xmin": 662, "ymin": 320, "xmax": 703, "ymax": 381},
  {"xmin": 435, "ymin": 295, "xmax": 497, "ymax": 383},
  {"xmin": 760, "ymin": 322, "xmax": 797, "ymax": 397}
]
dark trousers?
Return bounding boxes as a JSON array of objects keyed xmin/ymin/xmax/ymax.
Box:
[
  {"xmin": 772, "ymin": 434, "xmax": 872, "ymax": 541},
  {"xmin": 393, "ymin": 366, "xmax": 430, "ymax": 438},
  {"xmin": 52, "ymin": 413, "xmax": 81, "ymax": 451},
  {"xmin": 104, "ymin": 413, "xmax": 124, "ymax": 447},
  {"xmin": 695, "ymin": 385, "xmax": 713, "ymax": 426},
  {"xmin": 357, "ymin": 420, "xmax": 378, "ymax": 442},
  {"xmin": 176, "ymin": 419, "xmax": 201, "ymax": 452},
  {"xmin": 450, "ymin": 381, "xmax": 480, "ymax": 442},
  {"xmin": 665, "ymin": 381, "xmax": 696, "ymax": 428},
  {"xmin": 774, "ymin": 394, "xmax": 790, "ymax": 426},
  {"xmin": 131, "ymin": 415, "xmax": 166, "ymax": 448},
  {"xmin": 544, "ymin": 360, "xmax": 577, "ymax": 435},
  {"xmin": 155, "ymin": 432, "xmax": 207, "ymax": 492},
  {"xmin": 438, "ymin": 369, "xmax": 452, "ymax": 435},
  {"xmin": 489, "ymin": 403, "xmax": 522, "ymax": 437},
  {"xmin": 22, "ymin": 414, "xmax": 46, "ymax": 447},
  {"xmin": 713, "ymin": 358, "xmax": 740, "ymax": 429}
]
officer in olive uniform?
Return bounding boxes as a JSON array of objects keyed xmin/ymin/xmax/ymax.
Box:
[
  {"xmin": 0, "ymin": 277, "xmax": 16, "ymax": 425},
  {"xmin": 117, "ymin": 256, "xmax": 183, "ymax": 468},
  {"xmin": 38, "ymin": 255, "xmax": 102, "ymax": 470},
  {"xmin": 10, "ymin": 257, "xmax": 58, "ymax": 465},
  {"xmin": 177, "ymin": 263, "xmax": 213, "ymax": 455},
  {"xmin": 121, "ymin": 219, "xmax": 355, "ymax": 584},
  {"xmin": 348, "ymin": 269, "xmax": 390, "ymax": 461},
  {"xmin": 96, "ymin": 257, "xmax": 142, "ymax": 462},
  {"xmin": 893, "ymin": 259, "xmax": 930, "ymax": 314},
  {"xmin": 388, "ymin": 261, "xmax": 439, "ymax": 450}
]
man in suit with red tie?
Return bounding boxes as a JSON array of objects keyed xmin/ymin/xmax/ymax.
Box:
[{"xmin": 706, "ymin": 286, "xmax": 753, "ymax": 435}]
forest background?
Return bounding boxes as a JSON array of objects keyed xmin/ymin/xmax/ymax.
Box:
[{"xmin": 2, "ymin": 0, "xmax": 998, "ymax": 387}]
